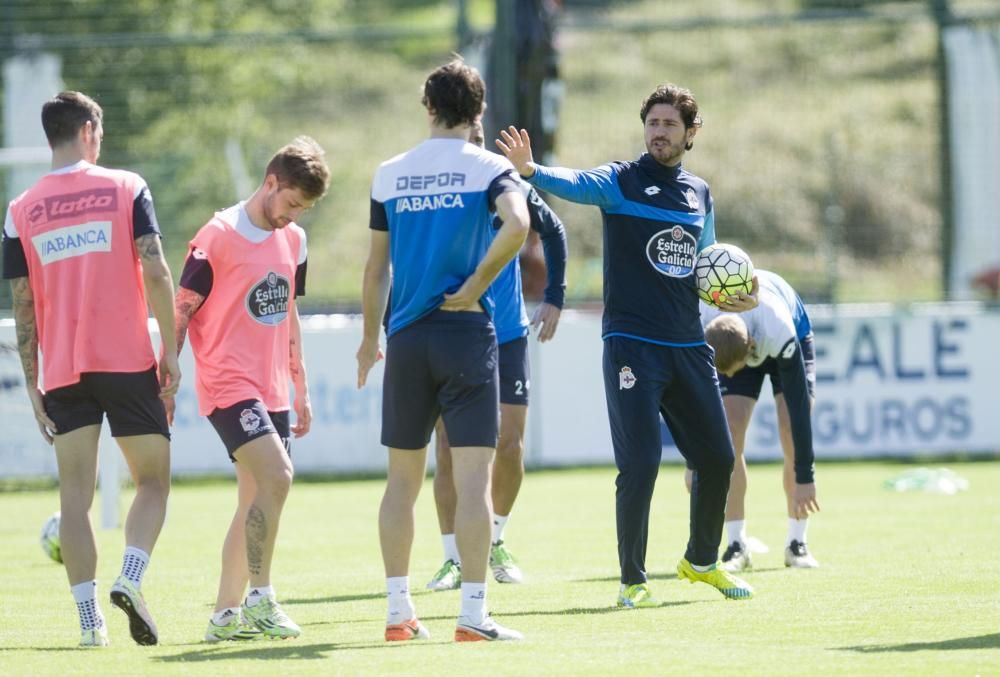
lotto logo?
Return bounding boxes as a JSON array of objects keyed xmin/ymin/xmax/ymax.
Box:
[
  {"xmin": 35, "ymin": 188, "xmax": 118, "ymax": 224},
  {"xmin": 27, "ymin": 203, "xmax": 46, "ymax": 224}
]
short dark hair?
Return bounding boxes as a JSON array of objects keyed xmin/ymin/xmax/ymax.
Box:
[
  {"xmin": 704, "ymin": 315, "xmax": 752, "ymax": 374},
  {"xmin": 421, "ymin": 57, "xmax": 485, "ymax": 129},
  {"xmin": 41, "ymin": 91, "xmax": 103, "ymax": 148},
  {"xmin": 265, "ymin": 136, "xmax": 331, "ymax": 200},
  {"xmin": 639, "ymin": 83, "xmax": 702, "ymax": 129}
]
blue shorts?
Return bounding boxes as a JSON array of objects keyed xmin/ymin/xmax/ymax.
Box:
[
  {"xmin": 43, "ymin": 367, "xmax": 170, "ymax": 439},
  {"xmin": 382, "ymin": 310, "xmax": 499, "ymax": 449},
  {"xmin": 499, "ymin": 336, "xmax": 530, "ymax": 406},
  {"xmin": 718, "ymin": 334, "xmax": 816, "ymax": 400},
  {"xmin": 208, "ymin": 399, "xmax": 290, "ymax": 461}
]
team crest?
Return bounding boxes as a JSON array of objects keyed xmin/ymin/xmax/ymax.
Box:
[
  {"xmin": 619, "ymin": 366, "xmax": 637, "ymax": 390},
  {"xmin": 685, "ymin": 188, "xmax": 699, "ymax": 210},
  {"xmin": 239, "ymin": 409, "xmax": 262, "ymax": 434}
]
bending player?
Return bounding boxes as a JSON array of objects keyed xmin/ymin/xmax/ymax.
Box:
[
  {"xmin": 168, "ymin": 137, "xmax": 330, "ymax": 641},
  {"xmin": 426, "ymin": 121, "xmax": 567, "ymax": 591},
  {"xmin": 692, "ymin": 268, "xmax": 820, "ymax": 570}
]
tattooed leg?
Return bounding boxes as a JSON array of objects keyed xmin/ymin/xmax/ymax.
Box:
[
  {"xmin": 231, "ymin": 433, "xmax": 294, "ymax": 588},
  {"xmin": 246, "ymin": 506, "xmax": 266, "ymax": 576}
]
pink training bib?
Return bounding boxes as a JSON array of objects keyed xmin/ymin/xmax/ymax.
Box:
[
  {"xmin": 187, "ymin": 208, "xmax": 304, "ymax": 415},
  {"xmin": 8, "ymin": 164, "xmax": 155, "ymax": 391}
]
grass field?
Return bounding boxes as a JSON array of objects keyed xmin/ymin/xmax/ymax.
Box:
[{"xmin": 1, "ymin": 461, "xmax": 998, "ymax": 675}]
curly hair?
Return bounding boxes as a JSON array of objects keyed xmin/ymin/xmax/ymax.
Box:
[{"xmin": 639, "ymin": 83, "xmax": 702, "ymax": 129}]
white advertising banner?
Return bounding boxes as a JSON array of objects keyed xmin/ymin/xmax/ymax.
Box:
[
  {"xmin": 1, "ymin": 304, "xmax": 998, "ymax": 479},
  {"xmin": 534, "ymin": 305, "xmax": 1000, "ymax": 464}
]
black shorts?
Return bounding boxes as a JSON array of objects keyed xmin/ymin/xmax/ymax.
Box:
[
  {"xmin": 718, "ymin": 334, "xmax": 816, "ymax": 400},
  {"xmin": 207, "ymin": 399, "xmax": 290, "ymax": 461},
  {"xmin": 43, "ymin": 367, "xmax": 170, "ymax": 438},
  {"xmin": 498, "ymin": 336, "xmax": 530, "ymax": 406},
  {"xmin": 382, "ymin": 310, "xmax": 499, "ymax": 449}
]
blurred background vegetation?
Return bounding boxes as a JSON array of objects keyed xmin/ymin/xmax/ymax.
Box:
[{"xmin": 1, "ymin": 0, "xmax": 997, "ymax": 310}]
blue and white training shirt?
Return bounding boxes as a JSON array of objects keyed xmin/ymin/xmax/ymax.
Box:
[
  {"xmin": 370, "ymin": 138, "xmax": 520, "ymax": 336},
  {"xmin": 490, "ymin": 179, "xmax": 568, "ymax": 345},
  {"xmin": 528, "ymin": 153, "xmax": 715, "ymax": 346}
]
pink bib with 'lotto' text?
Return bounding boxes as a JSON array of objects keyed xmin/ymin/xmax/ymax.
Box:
[{"xmin": 8, "ymin": 164, "xmax": 155, "ymax": 390}]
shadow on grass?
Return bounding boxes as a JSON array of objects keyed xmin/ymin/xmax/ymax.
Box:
[
  {"xmin": 575, "ymin": 565, "xmax": 786, "ymax": 584},
  {"xmin": 574, "ymin": 573, "xmax": 679, "ymax": 584},
  {"xmin": 152, "ymin": 640, "xmax": 406, "ymax": 662},
  {"xmin": 836, "ymin": 633, "xmax": 1000, "ymax": 653},
  {"xmin": 301, "ymin": 599, "xmax": 708, "ymax": 628},
  {"xmin": 500, "ymin": 601, "xmax": 703, "ymax": 616},
  {"xmin": 283, "ymin": 592, "xmax": 385, "ymax": 605}
]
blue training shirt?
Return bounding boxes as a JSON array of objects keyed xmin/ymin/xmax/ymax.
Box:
[
  {"xmin": 370, "ymin": 138, "xmax": 520, "ymax": 336},
  {"xmin": 528, "ymin": 153, "xmax": 715, "ymax": 345},
  {"xmin": 490, "ymin": 180, "xmax": 568, "ymax": 345}
]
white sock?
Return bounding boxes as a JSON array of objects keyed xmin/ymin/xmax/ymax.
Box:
[
  {"xmin": 691, "ymin": 562, "xmax": 715, "ymax": 573},
  {"xmin": 458, "ymin": 582, "xmax": 487, "ymax": 625},
  {"xmin": 492, "ymin": 514, "xmax": 510, "ymax": 544},
  {"xmin": 442, "ymin": 533, "xmax": 461, "ymax": 565},
  {"xmin": 247, "ymin": 585, "xmax": 274, "ymax": 607},
  {"xmin": 71, "ymin": 580, "xmax": 105, "ymax": 631},
  {"xmin": 386, "ymin": 576, "xmax": 415, "ymax": 624},
  {"xmin": 788, "ymin": 518, "xmax": 808, "ymax": 545},
  {"xmin": 121, "ymin": 546, "xmax": 150, "ymax": 588},
  {"xmin": 725, "ymin": 520, "xmax": 747, "ymax": 546},
  {"xmin": 212, "ymin": 607, "xmax": 241, "ymax": 625}
]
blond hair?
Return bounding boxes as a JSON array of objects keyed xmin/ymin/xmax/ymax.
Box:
[{"xmin": 705, "ymin": 315, "xmax": 752, "ymax": 373}]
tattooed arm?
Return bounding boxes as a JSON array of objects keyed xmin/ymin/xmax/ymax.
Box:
[
  {"xmin": 289, "ymin": 303, "xmax": 311, "ymax": 437},
  {"xmin": 136, "ymin": 233, "xmax": 181, "ymax": 398},
  {"xmin": 173, "ymin": 287, "xmax": 205, "ymax": 355},
  {"xmin": 164, "ymin": 286, "xmax": 205, "ymax": 425},
  {"xmin": 10, "ymin": 277, "xmax": 57, "ymax": 443}
]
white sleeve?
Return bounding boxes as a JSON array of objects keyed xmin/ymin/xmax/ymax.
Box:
[
  {"xmin": 298, "ymin": 229, "xmax": 308, "ymax": 265},
  {"xmin": 757, "ymin": 302, "xmax": 798, "ymax": 359},
  {"xmin": 3, "ymin": 205, "xmax": 18, "ymax": 239}
]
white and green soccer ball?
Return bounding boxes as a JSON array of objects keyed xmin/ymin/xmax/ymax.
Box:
[
  {"xmin": 40, "ymin": 511, "xmax": 62, "ymax": 563},
  {"xmin": 694, "ymin": 243, "xmax": 754, "ymax": 306}
]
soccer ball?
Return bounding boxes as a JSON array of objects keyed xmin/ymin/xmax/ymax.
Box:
[
  {"xmin": 40, "ymin": 511, "xmax": 62, "ymax": 563},
  {"xmin": 694, "ymin": 243, "xmax": 754, "ymax": 306}
]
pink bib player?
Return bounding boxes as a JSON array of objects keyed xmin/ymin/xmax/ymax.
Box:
[
  {"xmin": 7, "ymin": 163, "xmax": 156, "ymax": 391},
  {"xmin": 187, "ymin": 205, "xmax": 305, "ymax": 416}
]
